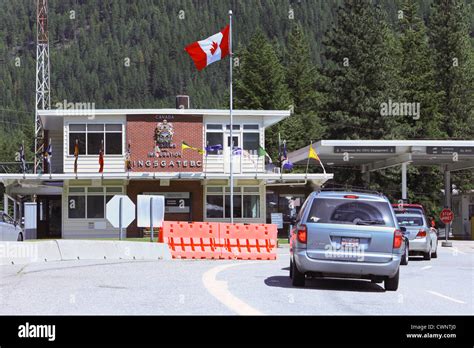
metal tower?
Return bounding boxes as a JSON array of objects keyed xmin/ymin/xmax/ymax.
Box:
[{"xmin": 34, "ymin": 0, "xmax": 51, "ymax": 173}]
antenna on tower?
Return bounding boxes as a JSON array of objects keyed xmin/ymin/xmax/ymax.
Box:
[{"xmin": 35, "ymin": 0, "xmax": 51, "ymax": 173}]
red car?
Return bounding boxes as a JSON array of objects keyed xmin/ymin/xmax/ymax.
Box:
[
  {"xmin": 392, "ymin": 203, "xmax": 436, "ymax": 228},
  {"xmin": 392, "ymin": 203, "xmax": 425, "ymax": 213}
]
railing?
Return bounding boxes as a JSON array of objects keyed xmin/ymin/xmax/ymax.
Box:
[{"xmin": 0, "ymin": 162, "xmax": 35, "ymax": 174}]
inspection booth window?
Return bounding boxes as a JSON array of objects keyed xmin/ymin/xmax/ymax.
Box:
[
  {"xmin": 68, "ymin": 123, "xmax": 123, "ymax": 156},
  {"xmin": 205, "ymin": 124, "xmax": 260, "ymax": 155},
  {"xmin": 68, "ymin": 187, "xmax": 123, "ymax": 219},
  {"xmin": 205, "ymin": 186, "xmax": 260, "ymax": 219}
]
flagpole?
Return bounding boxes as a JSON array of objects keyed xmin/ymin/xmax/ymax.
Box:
[
  {"xmin": 229, "ymin": 10, "xmax": 234, "ymax": 224},
  {"xmin": 305, "ymin": 141, "xmax": 312, "ymax": 178}
]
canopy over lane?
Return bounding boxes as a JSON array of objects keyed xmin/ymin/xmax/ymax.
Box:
[{"xmin": 288, "ymin": 140, "xmax": 474, "ymax": 172}]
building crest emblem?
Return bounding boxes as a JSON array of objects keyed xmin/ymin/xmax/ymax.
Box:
[{"xmin": 154, "ymin": 119, "xmax": 174, "ymax": 145}]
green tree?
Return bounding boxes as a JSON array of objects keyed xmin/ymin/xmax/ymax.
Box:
[
  {"xmin": 429, "ymin": 0, "xmax": 474, "ymax": 193},
  {"xmin": 395, "ymin": 0, "xmax": 443, "ymax": 139},
  {"xmin": 284, "ymin": 23, "xmax": 325, "ymax": 151},
  {"xmin": 429, "ymin": 0, "xmax": 474, "ymax": 139},
  {"xmin": 234, "ymin": 31, "xmax": 291, "ymax": 159},
  {"xmin": 321, "ymin": 0, "xmax": 401, "ymax": 140}
]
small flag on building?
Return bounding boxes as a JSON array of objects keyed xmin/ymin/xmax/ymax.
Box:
[
  {"xmin": 44, "ymin": 139, "xmax": 52, "ymax": 174},
  {"xmin": 19, "ymin": 143, "xmax": 26, "ymax": 173},
  {"xmin": 308, "ymin": 143, "xmax": 326, "ymax": 175},
  {"xmin": 125, "ymin": 143, "xmax": 132, "ymax": 172},
  {"xmin": 231, "ymin": 146, "xmax": 242, "ymax": 155},
  {"xmin": 258, "ymin": 145, "xmax": 273, "ymax": 163},
  {"xmin": 74, "ymin": 139, "xmax": 79, "ymax": 174},
  {"xmin": 281, "ymin": 141, "xmax": 293, "ymax": 171},
  {"xmin": 185, "ymin": 25, "xmax": 230, "ymax": 71},
  {"xmin": 181, "ymin": 141, "xmax": 205, "ymax": 155},
  {"xmin": 98, "ymin": 140, "xmax": 104, "ymax": 173},
  {"xmin": 205, "ymin": 144, "xmax": 223, "ymax": 155}
]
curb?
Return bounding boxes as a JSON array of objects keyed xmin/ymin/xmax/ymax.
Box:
[{"xmin": 0, "ymin": 240, "xmax": 172, "ymax": 266}]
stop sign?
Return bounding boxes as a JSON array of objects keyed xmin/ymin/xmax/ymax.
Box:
[{"xmin": 439, "ymin": 208, "xmax": 454, "ymax": 224}]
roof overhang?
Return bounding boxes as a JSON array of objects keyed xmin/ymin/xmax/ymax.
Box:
[
  {"xmin": 38, "ymin": 109, "xmax": 292, "ymax": 129},
  {"xmin": 288, "ymin": 140, "xmax": 474, "ymax": 172},
  {"xmin": 0, "ymin": 172, "xmax": 333, "ymax": 188}
]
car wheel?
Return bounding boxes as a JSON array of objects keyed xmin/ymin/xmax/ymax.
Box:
[
  {"xmin": 400, "ymin": 245, "xmax": 409, "ymax": 266},
  {"xmin": 291, "ymin": 258, "xmax": 305, "ymax": 287},
  {"xmin": 17, "ymin": 233, "xmax": 23, "ymax": 242},
  {"xmin": 385, "ymin": 268, "xmax": 399, "ymax": 291},
  {"xmin": 423, "ymin": 245, "xmax": 432, "ymax": 260},
  {"xmin": 289, "ymin": 259, "xmax": 293, "ymax": 279}
]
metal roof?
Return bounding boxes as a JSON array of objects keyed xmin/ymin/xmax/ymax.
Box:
[
  {"xmin": 38, "ymin": 108, "xmax": 291, "ymax": 129},
  {"xmin": 288, "ymin": 140, "xmax": 474, "ymax": 172}
]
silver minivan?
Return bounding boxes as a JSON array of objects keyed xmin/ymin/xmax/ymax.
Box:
[{"xmin": 290, "ymin": 191, "xmax": 404, "ymax": 291}]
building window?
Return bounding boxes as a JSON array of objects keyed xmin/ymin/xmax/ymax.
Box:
[
  {"xmin": 243, "ymin": 133, "xmax": 259, "ymax": 152},
  {"xmin": 69, "ymin": 123, "xmax": 123, "ymax": 155},
  {"xmin": 206, "ymin": 195, "xmax": 224, "ymax": 218},
  {"xmin": 206, "ymin": 124, "xmax": 224, "ymax": 155},
  {"xmin": 69, "ymin": 124, "xmax": 86, "ymax": 155},
  {"xmin": 68, "ymin": 196, "xmax": 86, "ymax": 218},
  {"xmin": 68, "ymin": 187, "xmax": 122, "ymax": 219},
  {"xmin": 205, "ymin": 186, "xmax": 260, "ymax": 219}
]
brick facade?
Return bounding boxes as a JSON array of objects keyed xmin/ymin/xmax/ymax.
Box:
[
  {"xmin": 126, "ymin": 180, "xmax": 204, "ymax": 237},
  {"xmin": 126, "ymin": 114, "xmax": 203, "ymax": 172}
]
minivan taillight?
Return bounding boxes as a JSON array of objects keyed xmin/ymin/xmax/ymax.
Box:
[
  {"xmin": 393, "ymin": 229, "xmax": 403, "ymax": 249},
  {"xmin": 416, "ymin": 230, "xmax": 427, "ymax": 238},
  {"xmin": 297, "ymin": 225, "xmax": 307, "ymax": 244},
  {"xmin": 344, "ymin": 195, "xmax": 359, "ymax": 199}
]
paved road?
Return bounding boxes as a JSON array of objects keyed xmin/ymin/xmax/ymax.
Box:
[{"xmin": 0, "ymin": 241, "xmax": 472, "ymax": 315}]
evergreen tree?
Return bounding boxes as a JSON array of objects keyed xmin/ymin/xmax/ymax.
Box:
[
  {"xmin": 429, "ymin": 0, "xmax": 474, "ymax": 193},
  {"xmin": 321, "ymin": 0, "xmax": 401, "ymax": 140},
  {"xmin": 284, "ymin": 23, "xmax": 325, "ymax": 151},
  {"xmin": 396, "ymin": 0, "xmax": 443, "ymax": 139},
  {"xmin": 428, "ymin": 0, "xmax": 474, "ymax": 140},
  {"xmin": 234, "ymin": 30, "xmax": 291, "ymax": 159}
]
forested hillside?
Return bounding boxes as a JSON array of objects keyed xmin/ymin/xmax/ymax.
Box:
[{"xmin": 0, "ymin": 0, "xmax": 473, "ymax": 210}]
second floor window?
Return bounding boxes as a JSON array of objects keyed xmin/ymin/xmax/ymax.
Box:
[{"xmin": 69, "ymin": 124, "xmax": 123, "ymax": 155}]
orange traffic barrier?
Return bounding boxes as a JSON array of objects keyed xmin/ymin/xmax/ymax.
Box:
[
  {"xmin": 161, "ymin": 221, "xmax": 221, "ymax": 259},
  {"xmin": 160, "ymin": 221, "xmax": 278, "ymax": 260},
  {"xmin": 219, "ymin": 223, "xmax": 278, "ymax": 260}
]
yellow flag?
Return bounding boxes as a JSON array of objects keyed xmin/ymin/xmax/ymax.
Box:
[
  {"xmin": 309, "ymin": 145, "xmax": 319, "ymax": 160},
  {"xmin": 182, "ymin": 141, "xmax": 205, "ymax": 155},
  {"xmin": 181, "ymin": 142, "xmax": 192, "ymax": 151}
]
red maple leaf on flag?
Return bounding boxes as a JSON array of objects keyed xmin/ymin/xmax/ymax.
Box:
[{"xmin": 210, "ymin": 41, "xmax": 218, "ymax": 55}]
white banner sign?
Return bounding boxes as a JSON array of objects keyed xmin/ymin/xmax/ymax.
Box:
[{"xmin": 137, "ymin": 195, "xmax": 165, "ymax": 228}]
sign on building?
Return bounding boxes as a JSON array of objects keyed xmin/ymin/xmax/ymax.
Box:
[
  {"xmin": 144, "ymin": 192, "xmax": 190, "ymax": 213},
  {"xmin": 271, "ymin": 213, "xmax": 284, "ymax": 229}
]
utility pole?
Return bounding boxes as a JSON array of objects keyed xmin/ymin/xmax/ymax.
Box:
[{"xmin": 35, "ymin": 0, "xmax": 51, "ymax": 173}]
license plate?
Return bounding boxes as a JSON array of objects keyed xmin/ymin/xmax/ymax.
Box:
[{"xmin": 341, "ymin": 237, "xmax": 359, "ymax": 248}]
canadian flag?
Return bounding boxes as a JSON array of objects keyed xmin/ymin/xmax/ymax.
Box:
[{"xmin": 185, "ymin": 25, "xmax": 230, "ymax": 71}]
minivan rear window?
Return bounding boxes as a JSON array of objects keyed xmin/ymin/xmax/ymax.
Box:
[{"xmin": 306, "ymin": 198, "xmax": 395, "ymax": 227}]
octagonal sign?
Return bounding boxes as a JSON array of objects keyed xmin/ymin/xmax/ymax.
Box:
[{"xmin": 106, "ymin": 195, "xmax": 136, "ymax": 228}]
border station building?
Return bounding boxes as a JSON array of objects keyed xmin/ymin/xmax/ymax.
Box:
[{"xmin": 0, "ymin": 97, "xmax": 332, "ymax": 239}]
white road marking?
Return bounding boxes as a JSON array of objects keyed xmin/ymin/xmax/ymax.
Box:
[
  {"xmin": 426, "ymin": 290, "xmax": 466, "ymax": 304},
  {"xmin": 451, "ymin": 247, "xmax": 466, "ymax": 255},
  {"xmin": 421, "ymin": 265, "xmax": 432, "ymax": 270},
  {"xmin": 202, "ymin": 262, "xmax": 264, "ymax": 315}
]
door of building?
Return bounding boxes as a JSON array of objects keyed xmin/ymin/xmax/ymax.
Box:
[
  {"xmin": 224, "ymin": 134, "xmax": 241, "ymax": 173},
  {"xmin": 36, "ymin": 195, "xmax": 62, "ymax": 239}
]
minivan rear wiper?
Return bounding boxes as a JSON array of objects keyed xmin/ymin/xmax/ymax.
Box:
[{"xmin": 355, "ymin": 219, "xmax": 385, "ymax": 225}]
